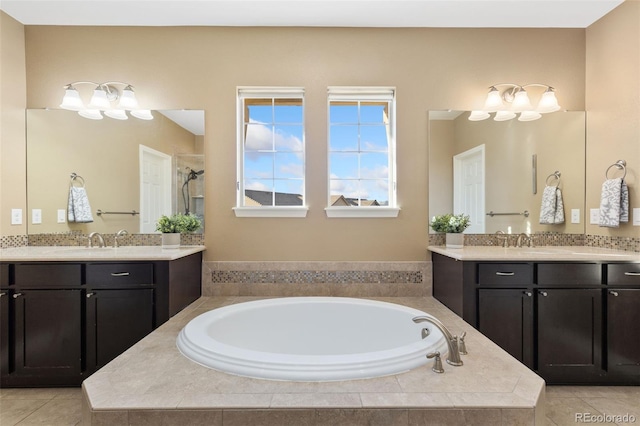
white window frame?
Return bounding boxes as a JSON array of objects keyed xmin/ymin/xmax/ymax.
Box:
[
  {"xmin": 325, "ymin": 87, "xmax": 400, "ymax": 218},
  {"xmin": 233, "ymin": 87, "xmax": 308, "ymax": 218}
]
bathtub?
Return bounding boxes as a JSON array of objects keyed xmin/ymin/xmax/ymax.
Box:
[{"xmin": 177, "ymin": 297, "xmax": 448, "ymax": 381}]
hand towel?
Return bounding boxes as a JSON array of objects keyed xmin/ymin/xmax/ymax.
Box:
[
  {"xmin": 68, "ymin": 186, "xmax": 94, "ymax": 223},
  {"xmin": 599, "ymin": 178, "xmax": 628, "ymax": 227},
  {"xmin": 539, "ymin": 185, "xmax": 565, "ymax": 224}
]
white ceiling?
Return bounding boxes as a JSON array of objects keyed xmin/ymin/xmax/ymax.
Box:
[
  {"xmin": 0, "ymin": 0, "xmax": 624, "ymax": 28},
  {"xmin": 158, "ymin": 110, "xmax": 205, "ymax": 136}
]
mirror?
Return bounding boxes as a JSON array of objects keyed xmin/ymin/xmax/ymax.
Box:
[
  {"xmin": 429, "ymin": 110, "xmax": 585, "ymax": 235},
  {"xmin": 26, "ymin": 109, "xmax": 205, "ymax": 234}
]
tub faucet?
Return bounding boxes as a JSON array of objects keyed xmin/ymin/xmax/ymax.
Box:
[
  {"xmin": 88, "ymin": 232, "xmax": 105, "ymax": 248},
  {"xmin": 413, "ymin": 315, "xmax": 463, "ymax": 366},
  {"xmin": 114, "ymin": 229, "xmax": 129, "ymax": 248}
]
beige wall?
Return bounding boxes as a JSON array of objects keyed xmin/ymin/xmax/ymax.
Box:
[
  {"xmin": 0, "ymin": 12, "xmax": 27, "ymax": 236},
  {"xmin": 586, "ymin": 0, "xmax": 640, "ymax": 238},
  {"xmin": 27, "ymin": 109, "xmax": 198, "ymax": 234}
]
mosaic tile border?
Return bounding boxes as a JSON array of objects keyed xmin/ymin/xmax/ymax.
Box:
[
  {"xmin": 24, "ymin": 232, "xmax": 203, "ymax": 247},
  {"xmin": 0, "ymin": 234, "xmax": 28, "ymax": 249},
  {"xmin": 429, "ymin": 233, "xmax": 587, "ymax": 247},
  {"xmin": 211, "ymin": 270, "xmax": 423, "ymax": 284}
]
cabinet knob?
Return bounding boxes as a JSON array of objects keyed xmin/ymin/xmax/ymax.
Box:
[
  {"xmin": 86, "ymin": 292, "xmax": 96, "ymax": 298},
  {"xmin": 524, "ymin": 291, "xmax": 532, "ymax": 297},
  {"xmin": 13, "ymin": 292, "xmax": 23, "ymax": 299},
  {"xmin": 609, "ymin": 290, "xmax": 619, "ymax": 297},
  {"xmin": 539, "ymin": 291, "xmax": 548, "ymax": 297}
]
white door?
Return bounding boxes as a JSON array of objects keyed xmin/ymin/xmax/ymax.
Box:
[
  {"xmin": 140, "ymin": 145, "xmax": 172, "ymax": 233},
  {"xmin": 453, "ymin": 145, "xmax": 485, "ymax": 234}
]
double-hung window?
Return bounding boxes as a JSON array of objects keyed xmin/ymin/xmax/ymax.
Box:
[
  {"xmin": 326, "ymin": 87, "xmax": 399, "ymax": 218},
  {"xmin": 234, "ymin": 87, "xmax": 307, "ymax": 217}
]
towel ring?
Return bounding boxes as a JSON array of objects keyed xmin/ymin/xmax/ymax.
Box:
[
  {"xmin": 70, "ymin": 172, "xmax": 85, "ymax": 187},
  {"xmin": 545, "ymin": 171, "xmax": 561, "ymax": 187},
  {"xmin": 605, "ymin": 160, "xmax": 626, "ymax": 180}
]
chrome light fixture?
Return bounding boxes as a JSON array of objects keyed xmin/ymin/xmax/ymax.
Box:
[
  {"xmin": 471, "ymin": 83, "xmax": 562, "ymax": 122},
  {"xmin": 59, "ymin": 81, "xmax": 151, "ymax": 120}
]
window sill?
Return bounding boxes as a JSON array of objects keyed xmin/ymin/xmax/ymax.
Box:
[
  {"xmin": 324, "ymin": 207, "xmax": 401, "ymax": 218},
  {"xmin": 233, "ymin": 206, "xmax": 309, "ymax": 218}
]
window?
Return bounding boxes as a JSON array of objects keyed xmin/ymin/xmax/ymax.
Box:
[
  {"xmin": 234, "ymin": 87, "xmax": 307, "ymax": 217},
  {"xmin": 326, "ymin": 87, "xmax": 399, "ymax": 218}
]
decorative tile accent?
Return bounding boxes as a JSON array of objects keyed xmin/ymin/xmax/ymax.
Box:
[
  {"xmin": 0, "ymin": 234, "xmax": 28, "ymax": 249},
  {"xmin": 211, "ymin": 270, "xmax": 423, "ymax": 285},
  {"xmin": 584, "ymin": 234, "xmax": 640, "ymax": 252},
  {"xmin": 429, "ymin": 233, "xmax": 588, "ymax": 247},
  {"xmin": 23, "ymin": 233, "xmax": 203, "ymax": 247}
]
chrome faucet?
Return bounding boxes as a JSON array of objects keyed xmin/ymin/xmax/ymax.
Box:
[
  {"xmin": 114, "ymin": 229, "xmax": 129, "ymax": 248},
  {"xmin": 495, "ymin": 230, "xmax": 509, "ymax": 248},
  {"xmin": 516, "ymin": 233, "xmax": 528, "ymax": 248},
  {"xmin": 413, "ymin": 315, "xmax": 464, "ymax": 367},
  {"xmin": 88, "ymin": 232, "xmax": 105, "ymax": 248}
]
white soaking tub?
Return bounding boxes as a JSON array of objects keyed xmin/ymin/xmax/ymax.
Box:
[{"xmin": 177, "ymin": 297, "xmax": 448, "ymax": 381}]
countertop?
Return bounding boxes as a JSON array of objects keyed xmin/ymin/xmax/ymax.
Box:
[
  {"xmin": 0, "ymin": 245, "xmax": 206, "ymax": 262},
  {"xmin": 428, "ymin": 245, "xmax": 640, "ymax": 262}
]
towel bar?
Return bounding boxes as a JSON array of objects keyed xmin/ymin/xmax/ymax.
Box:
[
  {"xmin": 605, "ymin": 160, "xmax": 626, "ymax": 180},
  {"xmin": 486, "ymin": 210, "xmax": 530, "ymax": 217},
  {"xmin": 96, "ymin": 209, "xmax": 140, "ymax": 216}
]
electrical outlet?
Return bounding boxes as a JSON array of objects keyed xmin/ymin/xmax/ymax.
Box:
[
  {"xmin": 633, "ymin": 208, "xmax": 640, "ymax": 226},
  {"xmin": 11, "ymin": 209, "xmax": 22, "ymax": 225},
  {"xmin": 590, "ymin": 208, "xmax": 600, "ymax": 224},
  {"xmin": 571, "ymin": 209, "xmax": 580, "ymax": 224},
  {"xmin": 32, "ymin": 209, "xmax": 42, "ymax": 224},
  {"xmin": 57, "ymin": 209, "xmax": 66, "ymax": 223}
]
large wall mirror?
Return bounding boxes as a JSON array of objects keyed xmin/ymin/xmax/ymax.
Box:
[
  {"xmin": 26, "ymin": 109, "xmax": 205, "ymax": 235},
  {"xmin": 429, "ymin": 110, "xmax": 586, "ymax": 235}
]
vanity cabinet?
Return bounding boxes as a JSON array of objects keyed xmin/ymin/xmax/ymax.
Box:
[
  {"xmin": 432, "ymin": 252, "xmax": 639, "ymax": 385},
  {"xmin": 0, "ymin": 251, "xmax": 202, "ymax": 387}
]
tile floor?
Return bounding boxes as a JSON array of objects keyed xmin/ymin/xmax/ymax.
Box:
[{"xmin": 0, "ymin": 385, "xmax": 638, "ymax": 425}]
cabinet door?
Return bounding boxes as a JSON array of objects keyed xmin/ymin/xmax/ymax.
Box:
[
  {"xmin": 1, "ymin": 290, "xmax": 9, "ymax": 376},
  {"xmin": 85, "ymin": 289, "xmax": 154, "ymax": 372},
  {"xmin": 536, "ymin": 289, "xmax": 603, "ymax": 383},
  {"xmin": 607, "ymin": 288, "xmax": 640, "ymax": 378},
  {"xmin": 13, "ymin": 290, "xmax": 82, "ymax": 378},
  {"xmin": 478, "ymin": 289, "xmax": 534, "ymax": 368}
]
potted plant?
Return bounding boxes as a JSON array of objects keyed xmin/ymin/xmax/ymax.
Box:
[
  {"xmin": 430, "ymin": 213, "xmax": 471, "ymax": 249},
  {"xmin": 156, "ymin": 213, "xmax": 202, "ymax": 249}
]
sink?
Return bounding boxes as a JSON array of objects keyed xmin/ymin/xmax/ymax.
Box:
[{"xmin": 517, "ymin": 248, "xmax": 570, "ymax": 255}]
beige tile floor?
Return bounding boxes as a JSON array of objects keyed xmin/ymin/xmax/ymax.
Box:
[{"xmin": 1, "ymin": 385, "xmax": 638, "ymax": 425}]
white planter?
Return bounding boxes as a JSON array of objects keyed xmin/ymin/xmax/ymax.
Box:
[
  {"xmin": 162, "ymin": 232, "xmax": 181, "ymax": 249},
  {"xmin": 445, "ymin": 233, "xmax": 464, "ymax": 249}
]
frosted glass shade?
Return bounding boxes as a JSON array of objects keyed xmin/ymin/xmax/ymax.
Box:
[
  {"xmin": 494, "ymin": 111, "xmax": 516, "ymax": 121},
  {"xmin": 131, "ymin": 109, "xmax": 154, "ymax": 120},
  {"xmin": 104, "ymin": 109, "xmax": 128, "ymax": 120},
  {"xmin": 468, "ymin": 110, "xmax": 490, "ymax": 121},
  {"xmin": 88, "ymin": 88, "xmax": 111, "ymax": 109},
  {"xmin": 518, "ymin": 111, "xmax": 542, "ymax": 121},
  {"xmin": 60, "ymin": 87, "xmax": 85, "ymax": 111},
  {"xmin": 536, "ymin": 90, "xmax": 561, "ymax": 113},
  {"xmin": 78, "ymin": 109, "xmax": 103, "ymax": 120},
  {"xmin": 511, "ymin": 90, "xmax": 533, "ymax": 112},
  {"xmin": 482, "ymin": 87, "xmax": 503, "ymax": 111},
  {"xmin": 118, "ymin": 86, "xmax": 139, "ymax": 109}
]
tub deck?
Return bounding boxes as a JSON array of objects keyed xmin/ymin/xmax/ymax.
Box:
[{"xmin": 82, "ymin": 296, "xmax": 546, "ymax": 425}]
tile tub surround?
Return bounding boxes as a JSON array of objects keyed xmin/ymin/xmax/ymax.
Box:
[
  {"xmin": 203, "ymin": 262, "xmax": 431, "ymax": 297},
  {"xmin": 82, "ymin": 296, "xmax": 546, "ymax": 426}
]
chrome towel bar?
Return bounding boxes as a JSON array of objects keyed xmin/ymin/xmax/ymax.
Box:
[{"xmin": 96, "ymin": 209, "xmax": 139, "ymax": 216}]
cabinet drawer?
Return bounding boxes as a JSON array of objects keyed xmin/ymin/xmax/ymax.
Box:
[
  {"xmin": 15, "ymin": 264, "xmax": 82, "ymax": 287},
  {"xmin": 607, "ymin": 263, "xmax": 640, "ymax": 286},
  {"xmin": 0, "ymin": 264, "xmax": 8, "ymax": 287},
  {"xmin": 478, "ymin": 263, "xmax": 533, "ymax": 287},
  {"xmin": 86, "ymin": 263, "xmax": 153, "ymax": 287},
  {"xmin": 537, "ymin": 263, "xmax": 601, "ymax": 286}
]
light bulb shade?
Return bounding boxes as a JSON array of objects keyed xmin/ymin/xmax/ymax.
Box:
[
  {"xmin": 60, "ymin": 87, "xmax": 85, "ymax": 111},
  {"xmin": 104, "ymin": 109, "xmax": 128, "ymax": 120},
  {"xmin": 131, "ymin": 109, "xmax": 154, "ymax": 120},
  {"xmin": 78, "ymin": 109, "xmax": 103, "ymax": 120},
  {"xmin": 88, "ymin": 87, "xmax": 112, "ymax": 110},
  {"xmin": 518, "ymin": 111, "xmax": 542, "ymax": 121},
  {"xmin": 118, "ymin": 85, "xmax": 139, "ymax": 109},
  {"xmin": 482, "ymin": 87, "xmax": 503, "ymax": 111},
  {"xmin": 511, "ymin": 90, "xmax": 533, "ymax": 112},
  {"xmin": 494, "ymin": 111, "xmax": 516, "ymax": 121},
  {"xmin": 468, "ymin": 110, "xmax": 490, "ymax": 121},
  {"xmin": 536, "ymin": 90, "xmax": 561, "ymax": 113}
]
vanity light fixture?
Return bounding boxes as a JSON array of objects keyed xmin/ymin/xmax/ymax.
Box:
[
  {"xmin": 470, "ymin": 83, "xmax": 561, "ymax": 122},
  {"xmin": 59, "ymin": 81, "xmax": 152, "ymax": 121}
]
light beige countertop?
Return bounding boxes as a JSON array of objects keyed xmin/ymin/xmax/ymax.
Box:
[
  {"xmin": 82, "ymin": 296, "xmax": 546, "ymax": 425},
  {"xmin": 429, "ymin": 245, "xmax": 640, "ymax": 262},
  {"xmin": 0, "ymin": 245, "xmax": 206, "ymax": 261}
]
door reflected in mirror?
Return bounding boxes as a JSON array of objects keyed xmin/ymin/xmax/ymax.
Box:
[
  {"xmin": 429, "ymin": 110, "xmax": 585, "ymax": 235},
  {"xmin": 27, "ymin": 109, "xmax": 205, "ymax": 235}
]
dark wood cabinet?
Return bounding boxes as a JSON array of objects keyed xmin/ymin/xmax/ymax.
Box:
[
  {"xmin": 607, "ymin": 288, "xmax": 640, "ymax": 383},
  {"xmin": 0, "ymin": 289, "xmax": 10, "ymax": 376}
]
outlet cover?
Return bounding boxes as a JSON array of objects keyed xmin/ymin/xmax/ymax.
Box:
[
  {"xmin": 590, "ymin": 208, "xmax": 600, "ymax": 224},
  {"xmin": 571, "ymin": 209, "xmax": 580, "ymax": 224},
  {"xmin": 634, "ymin": 208, "xmax": 640, "ymax": 226},
  {"xmin": 32, "ymin": 209, "xmax": 42, "ymax": 224},
  {"xmin": 57, "ymin": 209, "xmax": 66, "ymax": 223},
  {"xmin": 11, "ymin": 208, "xmax": 22, "ymax": 225}
]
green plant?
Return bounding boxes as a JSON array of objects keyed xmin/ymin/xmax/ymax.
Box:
[
  {"xmin": 430, "ymin": 213, "xmax": 470, "ymax": 233},
  {"xmin": 155, "ymin": 213, "xmax": 202, "ymax": 234}
]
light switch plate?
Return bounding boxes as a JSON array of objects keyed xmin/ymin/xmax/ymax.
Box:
[
  {"xmin": 633, "ymin": 208, "xmax": 640, "ymax": 226},
  {"xmin": 32, "ymin": 209, "xmax": 42, "ymax": 224},
  {"xmin": 57, "ymin": 209, "xmax": 66, "ymax": 223},
  {"xmin": 590, "ymin": 208, "xmax": 600, "ymax": 224},
  {"xmin": 11, "ymin": 208, "xmax": 22, "ymax": 225},
  {"xmin": 571, "ymin": 208, "xmax": 580, "ymax": 224}
]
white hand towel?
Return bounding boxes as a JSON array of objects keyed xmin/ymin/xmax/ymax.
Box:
[
  {"xmin": 68, "ymin": 186, "xmax": 94, "ymax": 223},
  {"xmin": 539, "ymin": 185, "xmax": 565, "ymax": 224},
  {"xmin": 599, "ymin": 178, "xmax": 627, "ymax": 227}
]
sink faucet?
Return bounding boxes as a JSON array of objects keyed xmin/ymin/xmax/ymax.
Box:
[
  {"xmin": 114, "ymin": 229, "xmax": 129, "ymax": 248},
  {"xmin": 516, "ymin": 233, "xmax": 529, "ymax": 248},
  {"xmin": 88, "ymin": 232, "xmax": 105, "ymax": 248},
  {"xmin": 413, "ymin": 315, "xmax": 463, "ymax": 367},
  {"xmin": 495, "ymin": 230, "xmax": 509, "ymax": 248}
]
